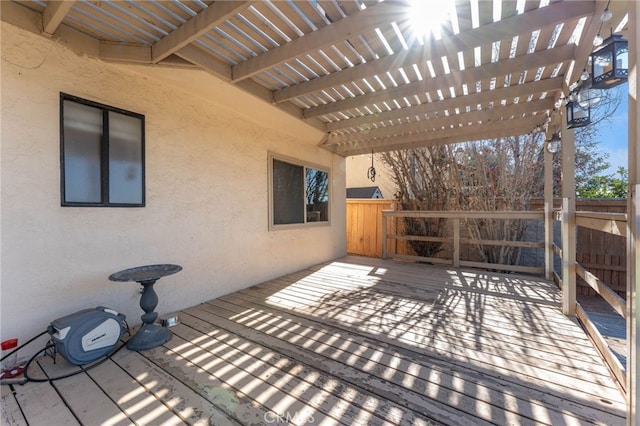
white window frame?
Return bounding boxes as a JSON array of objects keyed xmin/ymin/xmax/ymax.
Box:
[{"xmin": 268, "ymin": 153, "xmax": 331, "ymax": 231}]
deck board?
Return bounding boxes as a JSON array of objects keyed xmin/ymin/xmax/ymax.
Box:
[
  {"xmin": 1, "ymin": 385, "xmax": 27, "ymax": 426},
  {"xmin": 84, "ymin": 358, "xmax": 188, "ymax": 426},
  {"xmin": 1, "ymin": 256, "xmax": 626, "ymax": 425},
  {"xmin": 11, "ymin": 377, "xmax": 80, "ymax": 425},
  {"xmin": 46, "ymin": 363, "xmax": 133, "ymax": 426},
  {"xmin": 109, "ymin": 349, "xmax": 238, "ymax": 426}
]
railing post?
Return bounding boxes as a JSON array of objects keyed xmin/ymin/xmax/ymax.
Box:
[
  {"xmin": 560, "ymin": 108, "xmax": 576, "ymax": 315},
  {"xmin": 382, "ymin": 211, "xmax": 387, "ymax": 259},
  {"xmin": 453, "ymin": 217, "xmax": 460, "ymax": 268},
  {"xmin": 627, "ymin": 3, "xmax": 639, "ymax": 422},
  {"xmin": 628, "ymin": 186, "xmax": 639, "ymax": 423},
  {"xmin": 561, "ymin": 197, "xmax": 576, "ymax": 315},
  {"xmin": 544, "ymin": 140, "xmax": 554, "ymax": 280}
]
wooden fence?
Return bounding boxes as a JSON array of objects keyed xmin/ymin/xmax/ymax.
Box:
[{"xmin": 346, "ymin": 200, "xmax": 394, "ymax": 258}]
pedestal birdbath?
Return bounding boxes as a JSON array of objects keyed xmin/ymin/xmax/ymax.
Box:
[{"xmin": 109, "ymin": 264, "xmax": 182, "ymax": 351}]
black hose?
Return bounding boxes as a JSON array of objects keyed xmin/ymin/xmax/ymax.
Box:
[
  {"xmin": 1, "ymin": 326, "xmax": 128, "ymax": 384},
  {"xmin": 0, "ymin": 330, "xmax": 48, "ymax": 362},
  {"xmin": 23, "ymin": 341, "xmax": 127, "ymax": 383}
]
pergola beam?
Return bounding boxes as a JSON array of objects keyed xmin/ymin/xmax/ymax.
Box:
[
  {"xmin": 279, "ymin": 43, "xmax": 574, "ymax": 105},
  {"xmin": 565, "ymin": 0, "xmax": 609, "ymax": 90},
  {"xmin": 175, "ymin": 44, "xmax": 233, "ymax": 80},
  {"xmin": 326, "ymin": 98, "xmax": 553, "ymax": 145},
  {"xmin": 274, "ymin": 2, "xmax": 588, "ymax": 103},
  {"xmin": 304, "ymin": 51, "xmax": 567, "ymax": 119},
  {"xmin": 42, "ymin": 0, "xmax": 75, "ymax": 36},
  {"xmin": 231, "ymin": 1, "xmax": 404, "ymax": 82},
  {"xmin": 100, "ymin": 43, "xmax": 151, "ymax": 64},
  {"xmin": 444, "ymin": 1, "xmax": 593, "ymax": 53},
  {"xmin": 332, "ymin": 125, "xmax": 539, "ymax": 156},
  {"xmin": 324, "ymin": 76, "xmax": 563, "ymax": 132},
  {"xmin": 327, "ymin": 116, "xmax": 543, "ymax": 156},
  {"xmin": 152, "ymin": 1, "xmax": 252, "ymax": 64}
]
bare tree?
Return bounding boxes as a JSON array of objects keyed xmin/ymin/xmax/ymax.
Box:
[
  {"xmin": 449, "ymin": 134, "xmax": 544, "ymax": 266},
  {"xmin": 381, "ymin": 146, "xmax": 457, "ymax": 258},
  {"xmin": 382, "ymin": 134, "xmax": 544, "ymax": 268}
]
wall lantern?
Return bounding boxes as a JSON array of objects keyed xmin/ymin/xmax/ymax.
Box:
[
  {"xmin": 546, "ymin": 132, "xmax": 561, "ymax": 154},
  {"xmin": 590, "ymin": 34, "xmax": 629, "ymax": 89},
  {"xmin": 566, "ymin": 100, "xmax": 590, "ymax": 129}
]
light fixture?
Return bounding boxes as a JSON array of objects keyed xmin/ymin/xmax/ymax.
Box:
[
  {"xmin": 593, "ymin": 33, "xmax": 603, "ymax": 47},
  {"xmin": 546, "ymin": 132, "xmax": 561, "ymax": 154},
  {"xmin": 367, "ymin": 150, "xmax": 376, "ymax": 182},
  {"xmin": 600, "ymin": 7, "xmax": 613, "ymax": 22},
  {"xmin": 566, "ymin": 99, "xmax": 590, "ymax": 128},
  {"xmin": 590, "ymin": 33, "xmax": 629, "ymax": 89},
  {"xmin": 577, "ymin": 87, "xmax": 603, "ymax": 109},
  {"xmin": 580, "ymin": 68, "xmax": 589, "ymax": 81}
]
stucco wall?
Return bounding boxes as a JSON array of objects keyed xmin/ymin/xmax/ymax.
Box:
[{"xmin": 0, "ymin": 22, "xmax": 346, "ymax": 354}]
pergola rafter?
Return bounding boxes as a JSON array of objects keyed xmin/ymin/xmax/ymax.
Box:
[
  {"xmin": 41, "ymin": 0, "xmax": 75, "ymax": 36},
  {"xmin": 151, "ymin": 1, "xmax": 253, "ymax": 63}
]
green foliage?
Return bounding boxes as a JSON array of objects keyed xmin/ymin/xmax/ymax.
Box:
[
  {"xmin": 574, "ymin": 128, "xmax": 612, "ymax": 186},
  {"xmin": 576, "ymin": 167, "xmax": 628, "ymax": 198}
]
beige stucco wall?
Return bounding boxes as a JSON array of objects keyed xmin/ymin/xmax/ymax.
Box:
[
  {"xmin": 346, "ymin": 154, "xmax": 398, "ymax": 199},
  {"xmin": 0, "ymin": 22, "xmax": 346, "ymax": 354}
]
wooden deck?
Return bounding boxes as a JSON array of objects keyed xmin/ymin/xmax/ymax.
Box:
[{"xmin": 1, "ymin": 256, "xmax": 626, "ymax": 425}]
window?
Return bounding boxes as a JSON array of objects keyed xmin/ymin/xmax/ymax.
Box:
[
  {"xmin": 60, "ymin": 93, "xmax": 144, "ymax": 207},
  {"xmin": 269, "ymin": 154, "xmax": 330, "ymax": 228}
]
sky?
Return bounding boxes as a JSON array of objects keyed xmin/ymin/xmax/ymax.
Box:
[{"xmin": 595, "ymin": 83, "xmax": 629, "ymax": 176}]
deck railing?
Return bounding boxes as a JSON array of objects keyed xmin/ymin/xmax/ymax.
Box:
[
  {"xmin": 381, "ymin": 210, "xmax": 545, "ymax": 275},
  {"xmin": 553, "ymin": 208, "xmax": 627, "ymax": 392}
]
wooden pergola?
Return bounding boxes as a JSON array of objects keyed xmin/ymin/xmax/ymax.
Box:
[{"xmin": 2, "ymin": 0, "xmax": 639, "ymax": 422}]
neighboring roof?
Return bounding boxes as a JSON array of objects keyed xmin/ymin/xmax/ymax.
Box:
[
  {"xmin": 347, "ymin": 186, "xmax": 383, "ymax": 199},
  {"xmin": 3, "ymin": 1, "xmax": 629, "ymax": 156}
]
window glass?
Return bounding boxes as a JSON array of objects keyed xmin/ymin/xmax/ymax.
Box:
[
  {"xmin": 273, "ymin": 159, "xmax": 304, "ymax": 224},
  {"xmin": 306, "ymin": 168, "xmax": 329, "ymax": 222},
  {"xmin": 62, "ymin": 100, "xmax": 102, "ymax": 203},
  {"xmin": 109, "ymin": 111, "xmax": 143, "ymax": 204}
]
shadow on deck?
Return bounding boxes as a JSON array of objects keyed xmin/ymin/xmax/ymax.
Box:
[{"xmin": 2, "ymin": 256, "xmax": 626, "ymax": 425}]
